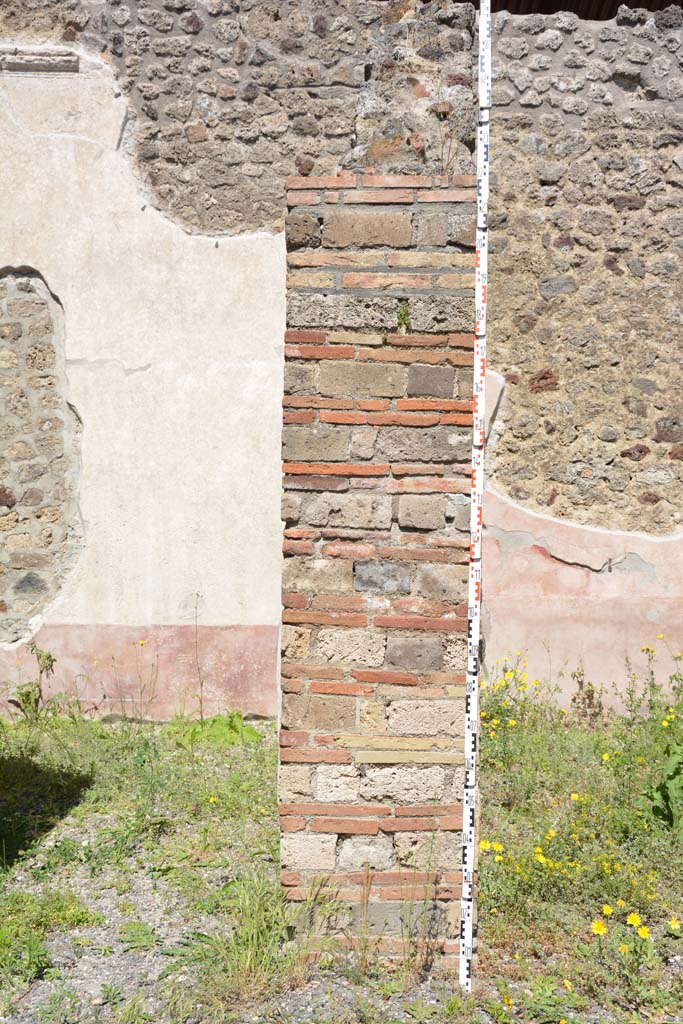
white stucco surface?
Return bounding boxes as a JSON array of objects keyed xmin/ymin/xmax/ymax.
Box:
[{"xmin": 0, "ymin": 47, "xmax": 286, "ymax": 629}]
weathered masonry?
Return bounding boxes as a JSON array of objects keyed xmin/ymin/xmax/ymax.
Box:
[{"xmin": 279, "ymin": 173, "xmax": 477, "ymax": 964}]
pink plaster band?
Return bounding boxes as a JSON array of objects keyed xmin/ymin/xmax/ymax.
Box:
[{"xmin": 0, "ymin": 623, "xmax": 279, "ymax": 720}]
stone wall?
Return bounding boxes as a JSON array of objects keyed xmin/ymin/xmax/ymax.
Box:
[
  {"xmin": 0, "ymin": 272, "xmax": 82, "ymax": 643},
  {"xmin": 1, "ymin": 0, "xmax": 478, "ymax": 235},
  {"xmin": 488, "ymin": 5, "xmax": 683, "ymax": 534},
  {"xmin": 279, "ymin": 171, "xmax": 476, "ymax": 960}
]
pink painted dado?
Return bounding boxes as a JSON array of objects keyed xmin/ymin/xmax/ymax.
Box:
[
  {"xmin": 483, "ymin": 487, "xmax": 683, "ymax": 701},
  {"xmin": 0, "ymin": 625, "xmax": 278, "ymax": 720}
]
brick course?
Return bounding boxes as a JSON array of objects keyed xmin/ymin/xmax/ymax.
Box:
[{"xmin": 279, "ymin": 173, "xmax": 476, "ymax": 959}]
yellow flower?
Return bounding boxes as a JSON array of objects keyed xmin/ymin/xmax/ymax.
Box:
[
  {"xmin": 657, "ymin": 633, "xmax": 664, "ymax": 640},
  {"xmin": 619, "ymin": 943, "xmax": 628, "ymax": 954},
  {"xmin": 492, "ymin": 842, "xmax": 504, "ymax": 853},
  {"xmin": 507, "ymin": 718, "xmax": 517, "ymax": 727},
  {"xmin": 479, "ymin": 839, "xmax": 491, "ymax": 851},
  {"xmin": 570, "ymin": 793, "xmax": 580, "ymax": 801},
  {"xmin": 662, "ymin": 721, "xmax": 670, "ymax": 728},
  {"xmin": 669, "ymin": 917, "xmax": 681, "ymax": 931},
  {"xmin": 602, "ymin": 904, "xmax": 613, "ymax": 916},
  {"xmin": 602, "ymin": 753, "xmax": 610, "ymax": 762},
  {"xmin": 138, "ymin": 639, "xmax": 145, "ymax": 646},
  {"xmin": 505, "ymin": 670, "xmax": 514, "ymax": 681},
  {"xmin": 637, "ymin": 926, "xmax": 650, "ymax": 940},
  {"xmin": 616, "ymin": 898, "xmax": 625, "ymax": 907},
  {"xmin": 208, "ymin": 795, "xmax": 218, "ymax": 804},
  {"xmin": 563, "ymin": 979, "xmax": 573, "ymax": 991},
  {"xmin": 532, "ymin": 678, "xmax": 540, "ymax": 686},
  {"xmin": 626, "ymin": 913, "xmax": 642, "ymax": 928},
  {"xmin": 494, "ymin": 854, "xmax": 504, "ymax": 863},
  {"xmin": 636, "ymin": 756, "xmax": 645, "ymax": 764},
  {"xmin": 591, "ymin": 919, "xmax": 607, "ymax": 936},
  {"xmin": 503, "ymin": 996, "xmax": 512, "ymax": 1008}
]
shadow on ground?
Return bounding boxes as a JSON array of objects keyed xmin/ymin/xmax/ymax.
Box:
[{"xmin": 0, "ymin": 755, "xmax": 92, "ymax": 868}]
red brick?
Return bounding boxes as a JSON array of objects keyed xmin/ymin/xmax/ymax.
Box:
[
  {"xmin": 281, "ymin": 663, "xmax": 344, "ymax": 679},
  {"xmin": 282, "ymin": 540, "xmax": 315, "ymax": 555},
  {"xmin": 285, "ymin": 329, "xmax": 327, "ymax": 344},
  {"xmin": 281, "ymin": 679, "xmax": 305, "ymax": 694},
  {"xmin": 310, "ymin": 594, "xmax": 366, "ymax": 611},
  {"xmin": 286, "ymin": 174, "xmax": 356, "ymax": 190},
  {"xmin": 282, "ymin": 591, "xmax": 308, "ymax": 608},
  {"xmin": 283, "ymin": 527, "xmax": 318, "ymax": 539},
  {"xmin": 352, "ymin": 669, "xmax": 419, "ymax": 685},
  {"xmin": 279, "ymin": 730, "xmax": 310, "ymax": 747},
  {"xmin": 392, "ymin": 597, "xmax": 463, "ymax": 617},
  {"xmin": 280, "ymin": 749, "xmax": 352, "ymax": 763},
  {"xmin": 395, "ymin": 804, "xmax": 462, "ymax": 817},
  {"xmin": 438, "ymin": 815, "xmax": 463, "ymax": 830},
  {"xmin": 280, "ymin": 870, "xmax": 303, "ymax": 886},
  {"xmin": 283, "ymin": 396, "xmax": 354, "ymax": 409},
  {"xmin": 397, "ymin": 399, "xmax": 471, "ymax": 411},
  {"xmin": 280, "ymin": 816, "xmax": 306, "ymax": 832},
  {"xmin": 374, "ymin": 614, "xmax": 467, "ymax": 632},
  {"xmin": 422, "ymin": 672, "xmax": 466, "ymax": 686},
  {"xmin": 319, "ymin": 411, "xmax": 367, "ymax": 425},
  {"xmin": 440, "ymin": 413, "xmax": 472, "ymax": 425},
  {"xmin": 342, "ymin": 273, "xmax": 431, "ymax": 290},
  {"xmin": 310, "ymin": 681, "xmax": 374, "ymax": 697},
  {"xmin": 357, "ymin": 400, "xmax": 391, "ymax": 411},
  {"xmin": 280, "ymin": 803, "xmax": 390, "ymax": 817},
  {"xmin": 321, "ymin": 541, "xmax": 376, "ymax": 558},
  {"xmin": 380, "ymin": 817, "xmax": 438, "ymax": 831},
  {"xmin": 366, "ymin": 413, "xmax": 440, "ymax": 427},
  {"xmin": 287, "ymin": 190, "xmax": 321, "ymax": 206},
  {"xmin": 284, "ymin": 462, "xmax": 390, "ymax": 477},
  {"xmin": 283, "ymin": 410, "xmax": 316, "ymax": 424},
  {"xmin": 391, "ymin": 463, "xmax": 445, "ymax": 475},
  {"xmin": 434, "ymin": 174, "xmax": 477, "ymax": 188},
  {"xmin": 344, "ymin": 189, "xmax": 413, "ymax": 204},
  {"xmin": 312, "ymin": 817, "xmax": 380, "ymax": 834},
  {"xmin": 283, "ymin": 610, "xmax": 368, "ymax": 628},
  {"xmin": 448, "ymin": 333, "xmax": 475, "ymax": 348},
  {"xmin": 417, "ymin": 189, "xmax": 477, "ymax": 203},
  {"xmin": 285, "ymin": 345, "xmax": 355, "ymax": 360}
]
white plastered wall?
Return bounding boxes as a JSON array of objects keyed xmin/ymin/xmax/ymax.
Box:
[{"xmin": 0, "ymin": 46, "xmax": 285, "ymax": 633}]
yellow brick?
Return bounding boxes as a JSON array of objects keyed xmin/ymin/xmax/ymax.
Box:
[
  {"xmin": 359, "ymin": 700, "xmax": 387, "ymax": 734},
  {"xmin": 286, "ymin": 270, "xmax": 336, "ymax": 289},
  {"xmin": 336, "ymin": 734, "xmax": 452, "ymax": 750},
  {"xmin": 435, "ymin": 274, "xmax": 476, "ymax": 289},
  {"xmin": 353, "ymin": 751, "xmax": 465, "ymax": 765},
  {"xmin": 388, "ymin": 252, "xmax": 475, "ymax": 268}
]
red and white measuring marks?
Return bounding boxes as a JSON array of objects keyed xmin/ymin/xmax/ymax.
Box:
[{"xmin": 459, "ymin": 0, "xmax": 491, "ymax": 993}]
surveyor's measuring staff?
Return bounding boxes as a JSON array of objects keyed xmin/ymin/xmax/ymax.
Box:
[{"xmin": 459, "ymin": 0, "xmax": 491, "ymax": 992}]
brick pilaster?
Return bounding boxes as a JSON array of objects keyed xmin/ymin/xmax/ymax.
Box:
[{"xmin": 279, "ymin": 172, "xmax": 476, "ymax": 965}]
